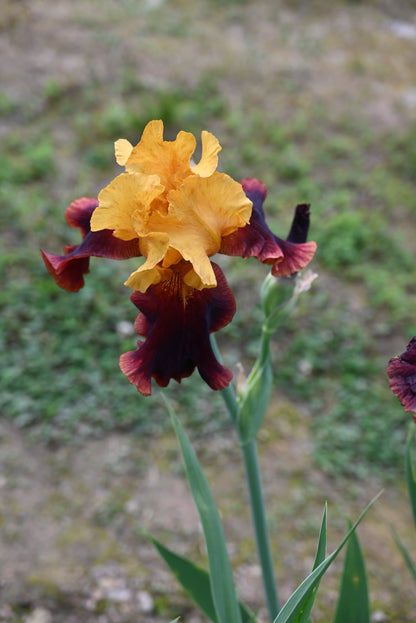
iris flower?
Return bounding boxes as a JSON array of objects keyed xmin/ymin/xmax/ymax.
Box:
[
  {"xmin": 388, "ymin": 337, "xmax": 416, "ymax": 419},
  {"xmin": 41, "ymin": 120, "xmax": 316, "ymax": 395}
]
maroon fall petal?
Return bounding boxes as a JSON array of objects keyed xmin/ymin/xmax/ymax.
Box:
[
  {"xmin": 273, "ymin": 203, "xmax": 317, "ymax": 276},
  {"xmin": 41, "ymin": 249, "xmax": 91, "ymax": 293},
  {"xmin": 119, "ymin": 262, "xmax": 236, "ymax": 396},
  {"xmin": 388, "ymin": 337, "xmax": 416, "ymax": 418},
  {"xmin": 64, "ymin": 197, "xmax": 99, "ymax": 234},
  {"xmin": 220, "ymin": 178, "xmax": 316, "ymax": 276},
  {"xmin": 220, "ymin": 178, "xmax": 282, "ymax": 263},
  {"xmin": 270, "ymin": 238, "xmax": 317, "ymax": 277},
  {"xmin": 286, "ymin": 203, "xmax": 312, "ymax": 244},
  {"xmin": 41, "ymin": 197, "xmax": 141, "ymax": 292}
]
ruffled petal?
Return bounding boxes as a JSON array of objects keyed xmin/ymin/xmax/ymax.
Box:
[
  {"xmin": 271, "ymin": 238, "xmax": 317, "ymax": 277},
  {"xmin": 388, "ymin": 337, "xmax": 416, "ymax": 417},
  {"xmin": 125, "ymin": 265, "xmax": 173, "ymax": 293},
  {"xmin": 119, "ymin": 262, "xmax": 235, "ymax": 395},
  {"xmin": 191, "ymin": 131, "xmax": 222, "ymax": 177},
  {"xmin": 220, "ymin": 178, "xmax": 316, "ymax": 276},
  {"xmin": 123, "ymin": 120, "xmax": 196, "ymax": 191},
  {"xmin": 115, "ymin": 138, "xmax": 133, "ymax": 166},
  {"xmin": 271, "ymin": 203, "xmax": 317, "ymax": 277},
  {"xmin": 41, "ymin": 249, "xmax": 90, "ymax": 293},
  {"xmin": 41, "ymin": 197, "xmax": 141, "ymax": 292},
  {"xmin": 91, "ymin": 172, "xmax": 164, "ymax": 241},
  {"xmin": 166, "ymin": 172, "xmax": 252, "ymax": 287},
  {"xmin": 124, "ymin": 233, "xmax": 170, "ymax": 292},
  {"xmin": 286, "ymin": 203, "xmax": 313, "ymax": 243},
  {"xmin": 64, "ymin": 196, "xmax": 98, "ymax": 233}
]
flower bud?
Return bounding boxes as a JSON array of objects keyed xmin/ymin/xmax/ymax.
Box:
[{"xmin": 260, "ymin": 273, "xmax": 294, "ymax": 318}]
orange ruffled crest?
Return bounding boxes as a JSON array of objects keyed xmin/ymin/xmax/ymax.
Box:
[
  {"xmin": 114, "ymin": 120, "xmax": 222, "ymax": 190},
  {"xmin": 91, "ymin": 172, "xmax": 164, "ymax": 241},
  {"xmin": 166, "ymin": 172, "xmax": 252, "ymax": 289},
  {"xmin": 191, "ymin": 131, "xmax": 222, "ymax": 177},
  {"xmin": 91, "ymin": 121, "xmax": 252, "ymax": 293}
]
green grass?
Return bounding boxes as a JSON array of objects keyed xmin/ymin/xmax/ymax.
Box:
[{"xmin": 1, "ymin": 62, "xmax": 415, "ymax": 477}]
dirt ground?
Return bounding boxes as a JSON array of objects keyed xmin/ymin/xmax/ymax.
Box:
[
  {"xmin": 2, "ymin": 0, "xmax": 416, "ymax": 621},
  {"xmin": 1, "ymin": 405, "xmax": 415, "ymax": 622}
]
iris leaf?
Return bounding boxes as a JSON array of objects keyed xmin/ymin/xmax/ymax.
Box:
[
  {"xmin": 149, "ymin": 536, "xmax": 258, "ymax": 622},
  {"xmin": 151, "ymin": 536, "xmax": 217, "ymax": 621},
  {"xmin": 405, "ymin": 422, "xmax": 416, "ymax": 529},
  {"xmin": 391, "ymin": 422, "xmax": 416, "ymax": 582},
  {"xmin": 164, "ymin": 396, "xmax": 243, "ymax": 623},
  {"xmin": 293, "ymin": 504, "xmax": 327, "ymax": 623},
  {"xmin": 332, "ymin": 522, "xmax": 370, "ymax": 623},
  {"xmin": 272, "ymin": 493, "xmax": 381, "ymax": 623},
  {"xmin": 391, "ymin": 528, "xmax": 416, "ymax": 582}
]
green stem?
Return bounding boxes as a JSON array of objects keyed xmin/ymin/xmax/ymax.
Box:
[
  {"xmin": 220, "ymin": 382, "xmax": 239, "ymax": 425},
  {"xmin": 210, "ymin": 336, "xmax": 239, "ymax": 425},
  {"xmin": 240, "ymin": 438, "xmax": 280, "ymax": 621},
  {"xmin": 211, "ymin": 335, "xmax": 280, "ymax": 620}
]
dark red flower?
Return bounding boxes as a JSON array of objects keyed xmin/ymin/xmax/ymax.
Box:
[{"xmin": 388, "ymin": 337, "xmax": 416, "ymax": 419}]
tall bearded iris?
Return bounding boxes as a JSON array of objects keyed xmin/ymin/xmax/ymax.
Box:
[{"xmin": 41, "ymin": 120, "xmax": 316, "ymax": 395}]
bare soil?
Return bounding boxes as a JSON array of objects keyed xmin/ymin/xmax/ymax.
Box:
[{"xmin": 1, "ymin": 405, "xmax": 415, "ymax": 622}]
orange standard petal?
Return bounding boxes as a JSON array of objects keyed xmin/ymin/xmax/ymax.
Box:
[
  {"xmin": 90, "ymin": 121, "xmax": 252, "ymax": 293},
  {"xmin": 91, "ymin": 172, "xmax": 164, "ymax": 240},
  {"xmin": 115, "ymin": 138, "xmax": 133, "ymax": 166},
  {"xmin": 191, "ymin": 130, "xmax": 222, "ymax": 177},
  {"xmin": 165, "ymin": 172, "xmax": 252, "ymax": 287},
  {"xmin": 119, "ymin": 120, "xmax": 197, "ymax": 193},
  {"xmin": 124, "ymin": 233, "xmax": 171, "ymax": 292}
]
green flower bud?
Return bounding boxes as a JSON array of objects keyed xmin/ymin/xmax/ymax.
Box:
[{"xmin": 260, "ymin": 273, "xmax": 294, "ymax": 318}]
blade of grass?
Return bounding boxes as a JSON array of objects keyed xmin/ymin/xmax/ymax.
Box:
[{"xmin": 164, "ymin": 395, "xmax": 243, "ymax": 623}]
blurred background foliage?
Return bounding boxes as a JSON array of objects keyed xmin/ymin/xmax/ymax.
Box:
[{"xmin": 1, "ymin": 0, "xmax": 416, "ymax": 478}]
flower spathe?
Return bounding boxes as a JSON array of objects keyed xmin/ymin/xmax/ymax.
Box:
[
  {"xmin": 41, "ymin": 120, "xmax": 316, "ymax": 395},
  {"xmin": 388, "ymin": 337, "xmax": 416, "ymax": 420}
]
